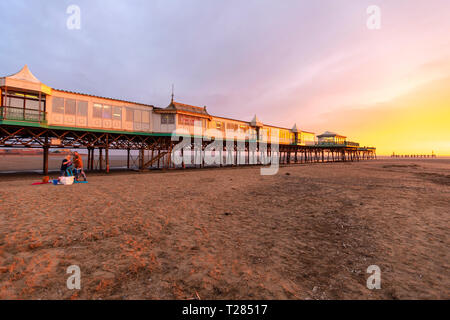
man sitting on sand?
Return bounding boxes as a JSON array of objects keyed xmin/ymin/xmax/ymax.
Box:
[
  {"xmin": 60, "ymin": 154, "xmax": 73, "ymax": 177},
  {"xmin": 73, "ymin": 152, "xmax": 87, "ymax": 181}
]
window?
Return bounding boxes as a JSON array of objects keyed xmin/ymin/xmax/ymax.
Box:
[
  {"xmin": 134, "ymin": 110, "xmax": 142, "ymax": 123},
  {"xmin": 102, "ymin": 105, "xmax": 112, "ymax": 119},
  {"xmin": 65, "ymin": 99, "xmax": 76, "ymax": 115},
  {"xmin": 7, "ymin": 97, "xmax": 24, "ymax": 109},
  {"xmin": 93, "ymin": 104, "xmax": 102, "ymax": 118},
  {"xmin": 161, "ymin": 114, "xmax": 169, "ymax": 124},
  {"xmin": 77, "ymin": 101, "xmax": 88, "ymax": 117},
  {"xmin": 26, "ymin": 99, "xmax": 39, "ymax": 110},
  {"xmin": 176, "ymin": 114, "xmax": 184, "ymax": 125},
  {"xmin": 3, "ymin": 92, "xmax": 45, "ymax": 113},
  {"xmin": 112, "ymin": 106, "xmax": 122, "ymax": 120},
  {"xmin": 226, "ymin": 123, "xmax": 238, "ymax": 131},
  {"xmin": 126, "ymin": 108, "xmax": 134, "ymax": 121},
  {"xmin": 177, "ymin": 114, "xmax": 202, "ymax": 126},
  {"xmin": 279, "ymin": 130, "xmax": 289, "ymax": 140},
  {"xmin": 113, "ymin": 107, "xmax": 122, "ymax": 120},
  {"xmin": 53, "ymin": 97, "xmax": 65, "ymax": 114},
  {"xmin": 142, "ymin": 111, "xmax": 150, "ymax": 124}
]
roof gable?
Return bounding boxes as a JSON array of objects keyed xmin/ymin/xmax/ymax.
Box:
[
  {"xmin": 317, "ymin": 131, "xmax": 347, "ymax": 138},
  {"xmin": 4, "ymin": 65, "xmax": 41, "ymax": 83},
  {"xmin": 165, "ymin": 101, "xmax": 210, "ymax": 116},
  {"xmin": 250, "ymin": 115, "xmax": 263, "ymax": 127}
]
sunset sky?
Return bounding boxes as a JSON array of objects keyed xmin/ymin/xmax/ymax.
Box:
[{"xmin": 0, "ymin": 0, "xmax": 449, "ymax": 155}]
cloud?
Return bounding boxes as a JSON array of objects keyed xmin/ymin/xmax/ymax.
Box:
[{"xmin": 0, "ymin": 0, "xmax": 449, "ymax": 154}]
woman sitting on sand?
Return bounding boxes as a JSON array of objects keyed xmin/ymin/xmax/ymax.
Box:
[{"xmin": 60, "ymin": 154, "xmax": 73, "ymax": 177}]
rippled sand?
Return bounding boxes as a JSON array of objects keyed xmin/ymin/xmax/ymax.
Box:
[{"xmin": 0, "ymin": 159, "xmax": 448, "ymax": 299}]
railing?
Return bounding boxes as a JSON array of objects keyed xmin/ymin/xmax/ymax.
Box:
[
  {"xmin": 345, "ymin": 141, "xmax": 360, "ymax": 147},
  {"xmin": 0, "ymin": 106, "xmax": 46, "ymax": 122},
  {"xmin": 316, "ymin": 141, "xmax": 360, "ymax": 147},
  {"xmin": 316, "ymin": 142, "xmax": 346, "ymax": 147}
]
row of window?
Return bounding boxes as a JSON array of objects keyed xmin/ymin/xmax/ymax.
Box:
[
  {"xmin": 177, "ymin": 114, "xmax": 204, "ymax": 126},
  {"xmin": 131, "ymin": 109, "xmax": 151, "ymax": 124},
  {"xmin": 53, "ymin": 97, "xmax": 88, "ymax": 116},
  {"xmin": 52, "ymin": 98, "xmax": 151, "ymax": 124},
  {"xmin": 3, "ymin": 92, "xmax": 45, "ymax": 111},
  {"xmin": 162, "ymin": 114, "xmax": 176, "ymax": 124},
  {"xmin": 211, "ymin": 121, "xmax": 252, "ymax": 132},
  {"xmin": 279, "ymin": 130, "xmax": 293, "ymax": 140},
  {"xmin": 92, "ymin": 104, "xmax": 122, "ymax": 120},
  {"xmin": 319, "ymin": 137, "xmax": 345, "ymax": 144}
]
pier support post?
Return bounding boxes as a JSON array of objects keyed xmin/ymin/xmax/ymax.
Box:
[
  {"xmin": 43, "ymin": 146, "xmax": 49, "ymax": 175},
  {"xmin": 99, "ymin": 148, "xmax": 103, "ymax": 171},
  {"xmin": 202, "ymin": 144, "xmax": 205, "ymax": 168},
  {"xmin": 88, "ymin": 148, "xmax": 91, "ymax": 171},
  {"xmin": 91, "ymin": 148, "xmax": 95, "ymax": 171},
  {"xmin": 151, "ymin": 148, "xmax": 155, "ymax": 169},
  {"xmin": 181, "ymin": 147, "xmax": 186, "ymax": 169},
  {"xmin": 87, "ymin": 148, "xmax": 91, "ymax": 171},
  {"xmin": 42, "ymin": 134, "xmax": 49, "ymax": 175},
  {"xmin": 157, "ymin": 149, "xmax": 161, "ymax": 169},
  {"xmin": 139, "ymin": 148, "xmax": 145, "ymax": 170},
  {"xmin": 168, "ymin": 143, "xmax": 173, "ymax": 169},
  {"xmin": 127, "ymin": 148, "xmax": 131, "ymax": 170},
  {"xmin": 105, "ymin": 147, "xmax": 109, "ymax": 173}
]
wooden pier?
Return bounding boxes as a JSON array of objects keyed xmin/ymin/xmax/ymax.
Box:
[
  {"xmin": 0, "ymin": 66, "xmax": 377, "ymax": 174},
  {"xmin": 0, "ymin": 124, "xmax": 376, "ymax": 174},
  {"xmin": 391, "ymin": 152, "xmax": 436, "ymax": 159}
]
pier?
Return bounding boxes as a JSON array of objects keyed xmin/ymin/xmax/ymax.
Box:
[{"xmin": 0, "ymin": 65, "xmax": 376, "ymax": 174}]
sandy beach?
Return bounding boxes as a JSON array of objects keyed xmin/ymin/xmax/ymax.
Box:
[{"xmin": 0, "ymin": 159, "xmax": 448, "ymax": 300}]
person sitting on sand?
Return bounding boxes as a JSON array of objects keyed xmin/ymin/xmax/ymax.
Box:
[
  {"xmin": 73, "ymin": 152, "xmax": 87, "ymax": 181},
  {"xmin": 60, "ymin": 154, "xmax": 73, "ymax": 177}
]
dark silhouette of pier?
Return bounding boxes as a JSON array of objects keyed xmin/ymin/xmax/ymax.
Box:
[{"xmin": 391, "ymin": 151, "xmax": 437, "ymax": 159}]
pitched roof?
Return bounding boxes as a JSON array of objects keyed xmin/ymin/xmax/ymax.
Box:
[
  {"xmin": 317, "ymin": 131, "xmax": 347, "ymax": 138},
  {"xmin": 250, "ymin": 115, "xmax": 263, "ymax": 127},
  {"xmin": 2, "ymin": 65, "xmax": 153, "ymax": 106},
  {"xmin": 163, "ymin": 101, "xmax": 210, "ymax": 116},
  {"xmin": 3, "ymin": 65, "xmax": 41, "ymax": 83}
]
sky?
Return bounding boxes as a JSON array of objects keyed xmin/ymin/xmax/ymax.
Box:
[{"xmin": 0, "ymin": 0, "xmax": 449, "ymax": 155}]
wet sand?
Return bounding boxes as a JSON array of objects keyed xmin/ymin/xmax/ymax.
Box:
[
  {"xmin": 0, "ymin": 159, "xmax": 448, "ymax": 299},
  {"xmin": 0, "ymin": 154, "xmax": 129, "ymax": 173}
]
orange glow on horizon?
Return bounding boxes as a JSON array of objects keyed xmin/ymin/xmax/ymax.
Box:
[{"xmin": 311, "ymin": 75, "xmax": 450, "ymax": 156}]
